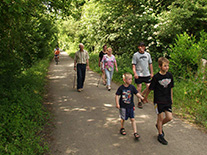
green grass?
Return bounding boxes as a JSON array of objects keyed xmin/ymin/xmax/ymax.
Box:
[{"xmin": 0, "ymin": 54, "xmax": 53, "ymax": 154}]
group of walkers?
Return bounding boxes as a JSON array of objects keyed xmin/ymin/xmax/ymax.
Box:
[{"xmin": 73, "ymin": 42, "xmax": 174, "ymax": 145}]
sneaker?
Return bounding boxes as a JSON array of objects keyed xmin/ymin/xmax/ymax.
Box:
[
  {"xmin": 157, "ymin": 134, "xmax": 168, "ymax": 145},
  {"xmin": 77, "ymin": 89, "xmax": 81, "ymax": 92},
  {"xmin": 108, "ymin": 86, "xmax": 111, "ymax": 91},
  {"xmin": 156, "ymin": 124, "xmax": 165, "ymax": 137},
  {"xmin": 138, "ymin": 102, "xmax": 143, "ymax": 109}
]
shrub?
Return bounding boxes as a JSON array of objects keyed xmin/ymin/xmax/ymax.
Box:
[{"xmin": 168, "ymin": 32, "xmax": 201, "ymax": 78}]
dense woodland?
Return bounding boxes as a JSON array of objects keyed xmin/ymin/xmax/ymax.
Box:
[{"xmin": 0, "ymin": 0, "xmax": 207, "ymax": 154}]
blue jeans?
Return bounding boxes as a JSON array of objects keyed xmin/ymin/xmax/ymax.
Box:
[
  {"xmin": 105, "ymin": 68, "xmax": 114, "ymax": 86},
  {"xmin": 77, "ymin": 64, "xmax": 86, "ymax": 89}
]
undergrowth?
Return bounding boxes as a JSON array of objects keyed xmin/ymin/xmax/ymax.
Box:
[{"xmin": 0, "ymin": 54, "xmax": 52, "ymax": 154}]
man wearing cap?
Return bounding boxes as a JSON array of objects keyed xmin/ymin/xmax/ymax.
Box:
[
  {"xmin": 132, "ymin": 42, "xmax": 153, "ymax": 108},
  {"xmin": 74, "ymin": 43, "xmax": 90, "ymax": 92}
]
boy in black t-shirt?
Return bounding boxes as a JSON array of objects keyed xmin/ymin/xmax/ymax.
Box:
[
  {"xmin": 144, "ymin": 57, "xmax": 174, "ymax": 145},
  {"xmin": 115, "ymin": 73, "xmax": 144, "ymax": 140}
]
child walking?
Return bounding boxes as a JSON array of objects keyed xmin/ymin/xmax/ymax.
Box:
[
  {"xmin": 144, "ymin": 57, "xmax": 174, "ymax": 145},
  {"xmin": 115, "ymin": 73, "xmax": 144, "ymax": 140}
]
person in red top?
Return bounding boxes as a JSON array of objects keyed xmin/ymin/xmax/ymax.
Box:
[{"xmin": 54, "ymin": 47, "xmax": 60, "ymax": 59}]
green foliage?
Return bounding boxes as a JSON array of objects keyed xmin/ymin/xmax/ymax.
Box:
[
  {"xmin": 198, "ymin": 30, "xmax": 207, "ymax": 60},
  {"xmin": 0, "ymin": 0, "xmax": 76, "ymax": 95},
  {"xmin": 168, "ymin": 32, "xmax": 201, "ymax": 78},
  {"xmin": 0, "ymin": 55, "xmax": 52, "ymax": 154},
  {"xmin": 155, "ymin": 0, "xmax": 207, "ymax": 56}
]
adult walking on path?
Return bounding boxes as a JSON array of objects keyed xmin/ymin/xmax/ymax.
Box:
[
  {"xmin": 74, "ymin": 43, "xmax": 90, "ymax": 92},
  {"xmin": 45, "ymin": 51, "xmax": 207, "ymax": 155},
  {"xmin": 101, "ymin": 47, "xmax": 118, "ymax": 91},
  {"xmin": 98, "ymin": 44, "xmax": 108, "ymax": 85},
  {"xmin": 132, "ymin": 42, "xmax": 153, "ymax": 109}
]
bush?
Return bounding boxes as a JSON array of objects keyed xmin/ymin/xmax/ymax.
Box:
[
  {"xmin": 168, "ymin": 32, "xmax": 201, "ymax": 78},
  {"xmin": 198, "ymin": 30, "xmax": 207, "ymax": 60}
]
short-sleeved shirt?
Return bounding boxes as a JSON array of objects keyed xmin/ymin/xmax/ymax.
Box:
[
  {"xmin": 132, "ymin": 51, "xmax": 152, "ymax": 76},
  {"xmin": 99, "ymin": 51, "xmax": 107, "ymax": 62},
  {"xmin": 116, "ymin": 84, "xmax": 138, "ymax": 108},
  {"xmin": 149, "ymin": 72, "xmax": 174, "ymax": 104},
  {"xmin": 74, "ymin": 50, "xmax": 89, "ymax": 64},
  {"xmin": 102, "ymin": 54, "xmax": 116, "ymax": 71}
]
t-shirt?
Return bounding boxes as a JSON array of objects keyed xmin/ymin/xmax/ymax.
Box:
[
  {"xmin": 99, "ymin": 51, "xmax": 107, "ymax": 62},
  {"xmin": 116, "ymin": 84, "xmax": 138, "ymax": 108},
  {"xmin": 102, "ymin": 54, "xmax": 116, "ymax": 71},
  {"xmin": 132, "ymin": 51, "xmax": 152, "ymax": 76},
  {"xmin": 149, "ymin": 72, "xmax": 174, "ymax": 104}
]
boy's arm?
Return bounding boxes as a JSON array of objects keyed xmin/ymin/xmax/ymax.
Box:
[
  {"xmin": 144, "ymin": 87, "xmax": 151, "ymax": 103},
  {"xmin": 115, "ymin": 95, "xmax": 120, "ymax": 109},
  {"xmin": 135, "ymin": 92, "xmax": 144, "ymax": 101}
]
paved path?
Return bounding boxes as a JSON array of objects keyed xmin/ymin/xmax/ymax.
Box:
[{"xmin": 45, "ymin": 52, "xmax": 207, "ymax": 155}]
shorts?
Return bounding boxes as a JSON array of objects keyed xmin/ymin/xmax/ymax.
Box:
[
  {"xmin": 135, "ymin": 76, "xmax": 151, "ymax": 84},
  {"xmin": 119, "ymin": 108, "xmax": 134, "ymax": 120},
  {"xmin": 154, "ymin": 103, "xmax": 172, "ymax": 114}
]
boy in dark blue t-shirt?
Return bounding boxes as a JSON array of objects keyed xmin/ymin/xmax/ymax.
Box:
[
  {"xmin": 115, "ymin": 73, "xmax": 144, "ymax": 140},
  {"xmin": 144, "ymin": 57, "xmax": 174, "ymax": 145}
]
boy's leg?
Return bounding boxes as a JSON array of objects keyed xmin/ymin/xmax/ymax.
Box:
[
  {"xmin": 157, "ymin": 113, "xmax": 164, "ymax": 135},
  {"xmin": 120, "ymin": 119, "xmax": 126, "ymax": 135},
  {"xmin": 119, "ymin": 108, "xmax": 126, "ymax": 135},
  {"xmin": 163, "ymin": 111, "xmax": 173, "ymax": 125},
  {"xmin": 121, "ymin": 119, "xmax": 125, "ymax": 129},
  {"xmin": 130, "ymin": 118, "xmax": 137, "ymax": 133},
  {"xmin": 131, "ymin": 118, "xmax": 140, "ymax": 139},
  {"xmin": 157, "ymin": 112, "xmax": 168, "ymax": 145}
]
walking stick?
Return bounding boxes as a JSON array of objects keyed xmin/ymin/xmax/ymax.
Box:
[
  {"xmin": 73, "ymin": 71, "xmax": 76, "ymax": 89},
  {"xmin": 97, "ymin": 74, "xmax": 102, "ymax": 87}
]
